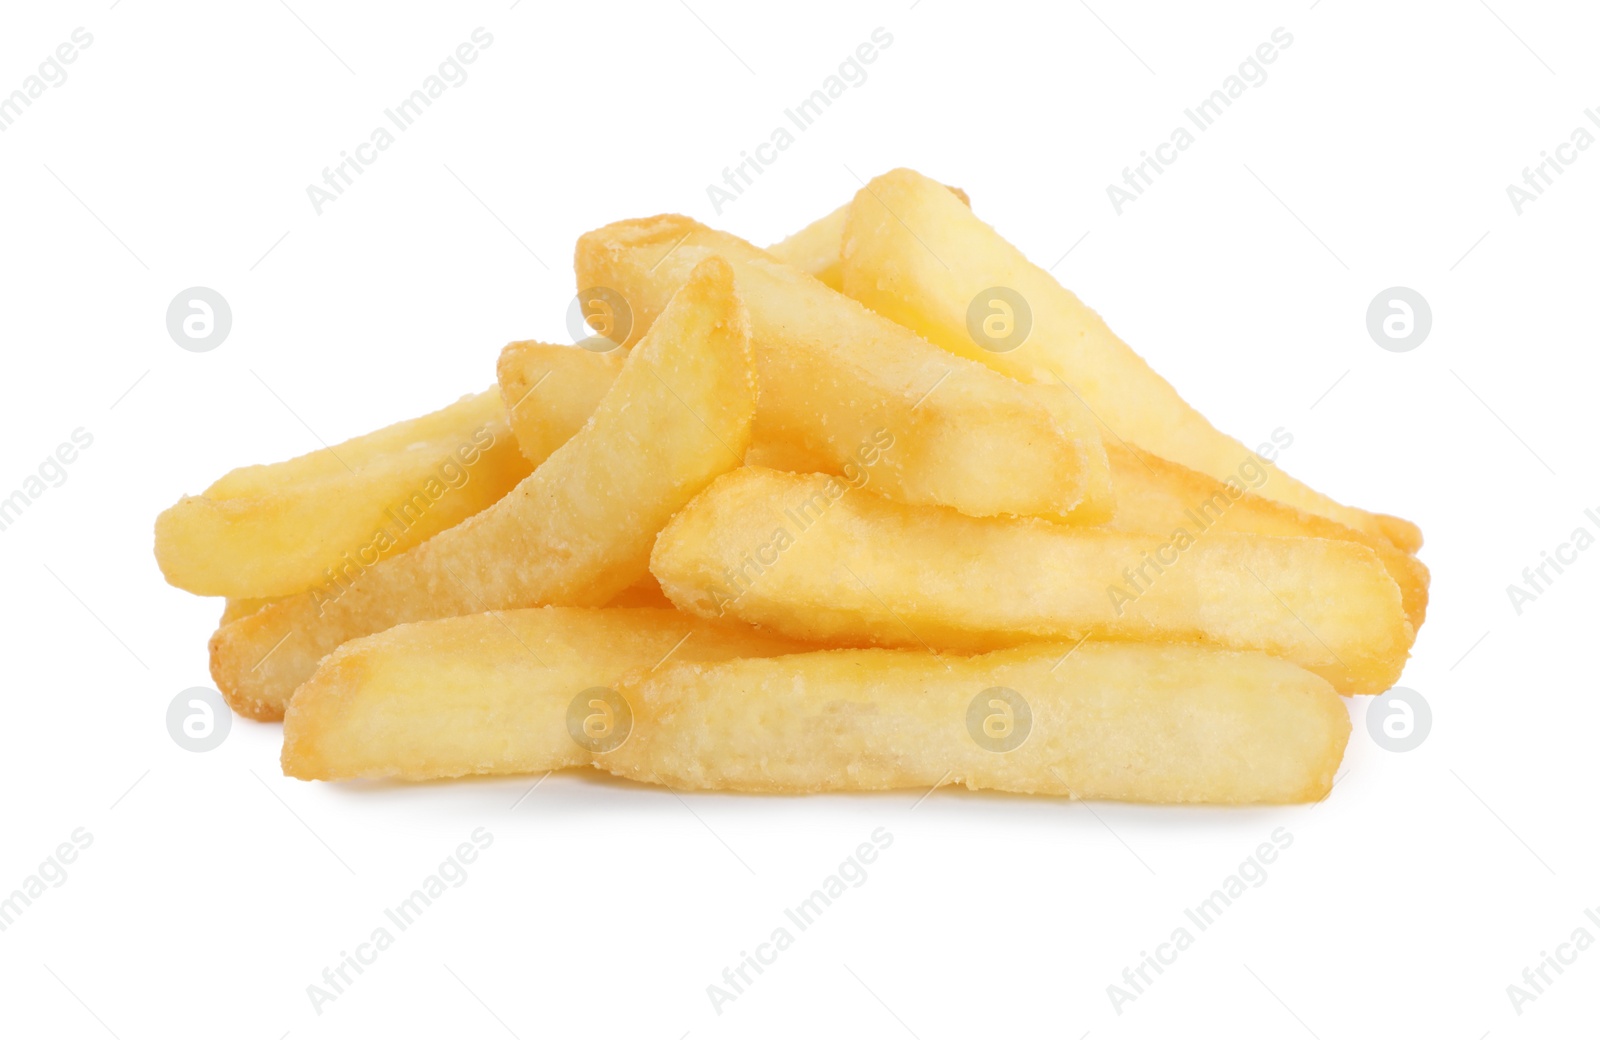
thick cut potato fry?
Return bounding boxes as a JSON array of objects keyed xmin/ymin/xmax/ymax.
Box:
[
  {"xmin": 577, "ymin": 216, "xmax": 1112, "ymax": 523},
  {"xmin": 838, "ymin": 168, "xmax": 1422, "ymax": 553},
  {"xmin": 282, "ymin": 607, "xmax": 807, "ymax": 781},
  {"xmin": 155, "ymin": 390, "xmax": 532, "ymax": 599},
  {"xmin": 1375, "ymin": 515, "xmax": 1423, "ymax": 554},
  {"xmin": 652, "ymin": 467, "xmax": 1412, "ymax": 693},
  {"xmin": 600, "ymin": 642, "xmax": 1349, "ymax": 804},
  {"xmin": 220, "ymin": 598, "xmax": 271, "ymax": 625},
  {"xmin": 489, "ymin": 342, "xmax": 1429, "ymax": 629},
  {"xmin": 210, "ymin": 258, "xmax": 756, "ymax": 720},
  {"xmin": 1105, "ymin": 444, "xmax": 1429, "ymax": 629},
  {"xmin": 767, "ymin": 184, "xmax": 970, "ymax": 289},
  {"xmin": 496, "ymin": 341, "xmax": 626, "ymax": 464}
]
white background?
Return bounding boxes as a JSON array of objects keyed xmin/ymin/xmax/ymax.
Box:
[{"xmin": 1, "ymin": 1, "xmax": 1595, "ymax": 1036}]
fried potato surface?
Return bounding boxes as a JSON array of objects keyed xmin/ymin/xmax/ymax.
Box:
[
  {"xmin": 495, "ymin": 341, "xmax": 627, "ymax": 465},
  {"xmin": 1105, "ymin": 444, "xmax": 1429, "ymax": 629},
  {"xmin": 490, "ymin": 340, "xmax": 1433, "ymax": 632},
  {"xmin": 220, "ymin": 598, "xmax": 272, "ymax": 625},
  {"xmin": 282, "ymin": 606, "xmax": 805, "ymax": 781},
  {"xmin": 651, "ymin": 468, "xmax": 1412, "ymax": 693},
  {"xmin": 600, "ymin": 642, "xmax": 1349, "ymax": 804},
  {"xmin": 211, "ymin": 258, "xmax": 755, "ymax": 720},
  {"xmin": 838, "ymin": 167, "xmax": 1422, "ymax": 553},
  {"xmin": 767, "ymin": 184, "xmax": 969, "ymax": 289},
  {"xmin": 603, "ymin": 576, "xmax": 677, "ymax": 610},
  {"xmin": 155, "ymin": 390, "xmax": 532, "ymax": 599},
  {"xmin": 577, "ymin": 215, "xmax": 1112, "ymax": 523}
]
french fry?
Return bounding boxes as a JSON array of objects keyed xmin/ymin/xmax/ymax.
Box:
[
  {"xmin": 763, "ymin": 182, "xmax": 1426, "ymax": 619},
  {"xmin": 576, "ymin": 215, "xmax": 1113, "ymax": 523},
  {"xmin": 600, "ymin": 642, "xmax": 1349, "ymax": 804},
  {"xmin": 220, "ymin": 598, "xmax": 271, "ymax": 625},
  {"xmin": 489, "ymin": 337, "xmax": 1429, "ymax": 631},
  {"xmin": 494, "ymin": 339, "xmax": 907, "ymax": 482},
  {"xmin": 491, "ymin": 338, "xmax": 1428, "ymax": 631},
  {"xmin": 210, "ymin": 257, "xmax": 756, "ymax": 720},
  {"xmin": 651, "ymin": 467, "xmax": 1412, "ymax": 693},
  {"xmin": 1375, "ymin": 515, "xmax": 1424, "ymax": 554},
  {"xmin": 1105, "ymin": 444, "xmax": 1429, "ymax": 629},
  {"xmin": 838, "ymin": 167, "xmax": 1422, "ymax": 552},
  {"xmin": 496, "ymin": 340, "xmax": 627, "ymax": 465},
  {"xmin": 155, "ymin": 390, "xmax": 532, "ymax": 599},
  {"xmin": 767, "ymin": 184, "xmax": 970, "ymax": 289},
  {"xmin": 282, "ymin": 607, "xmax": 807, "ymax": 781},
  {"xmin": 219, "ymin": 555, "xmax": 679, "ymax": 630}
]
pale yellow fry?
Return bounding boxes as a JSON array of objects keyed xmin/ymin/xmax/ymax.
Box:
[
  {"xmin": 282, "ymin": 606, "xmax": 808, "ymax": 781},
  {"xmin": 155, "ymin": 390, "xmax": 532, "ymax": 599},
  {"xmin": 206, "ymin": 389, "xmax": 504, "ymax": 494},
  {"xmin": 838, "ymin": 167, "xmax": 1422, "ymax": 553},
  {"xmin": 485, "ymin": 336, "xmax": 1429, "ymax": 666},
  {"xmin": 495, "ymin": 340, "xmax": 947, "ymax": 493},
  {"xmin": 651, "ymin": 467, "xmax": 1412, "ymax": 694},
  {"xmin": 210, "ymin": 258, "xmax": 756, "ymax": 721},
  {"xmin": 601, "ymin": 642, "xmax": 1350, "ymax": 804},
  {"xmin": 496, "ymin": 341, "xmax": 627, "ymax": 465},
  {"xmin": 220, "ymin": 598, "xmax": 272, "ymax": 625},
  {"xmin": 489, "ymin": 338, "xmax": 1428, "ymax": 633},
  {"xmin": 1104, "ymin": 443, "xmax": 1429, "ymax": 630},
  {"xmin": 769, "ymin": 188, "xmax": 1428, "ymax": 625},
  {"xmin": 577, "ymin": 215, "xmax": 1112, "ymax": 524},
  {"xmin": 767, "ymin": 184, "xmax": 970, "ymax": 289}
]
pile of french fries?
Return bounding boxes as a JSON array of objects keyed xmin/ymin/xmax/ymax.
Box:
[{"xmin": 155, "ymin": 168, "xmax": 1426, "ymax": 804}]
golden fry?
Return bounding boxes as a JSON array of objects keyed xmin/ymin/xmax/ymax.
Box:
[
  {"xmin": 155, "ymin": 390, "xmax": 531, "ymax": 599},
  {"xmin": 601, "ymin": 642, "xmax": 1349, "ymax": 804},
  {"xmin": 496, "ymin": 341, "xmax": 626, "ymax": 464},
  {"xmin": 577, "ymin": 215, "xmax": 1112, "ymax": 523},
  {"xmin": 651, "ymin": 467, "xmax": 1413, "ymax": 693},
  {"xmin": 767, "ymin": 184, "xmax": 970, "ymax": 289},
  {"xmin": 282, "ymin": 607, "xmax": 806, "ymax": 781},
  {"xmin": 838, "ymin": 167, "xmax": 1421, "ymax": 552},
  {"xmin": 220, "ymin": 598, "xmax": 271, "ymax": 625},
  {"xmin": 1104, "ymin": 444, "xmax": 1429, "ymax": 629},
  {"xmin": 210, "ymin": 258, "xmax": 755, "ymax": 720},
  {"xmin": 490, "ymin": 340, "xmax": 1427, "ymax": 628}
]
